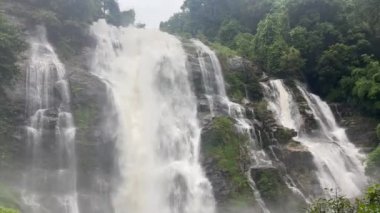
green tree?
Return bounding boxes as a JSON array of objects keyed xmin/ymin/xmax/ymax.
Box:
[
  {"xmin": 280, "ymin": 47, "xmax": 304, "ymax": 75},
  {"xmin": 160, "ymin": 12, "xmax": 193, "ymax": 35},
  {"xmin": 0, "ymin": 16, "xmax": 26, "ymax": 82},
  {"xmin": 162, "ymin": 0, "xmax": 380, "ymax": 120},
  {"xmin": 120, "ymin": 9, "xmax": 135, "ymax": 27},
  {"xmin": 251, "ymin": 11, "xmax": 290, "ymax": 74},
  {"xmin": 307, "ymin": 185, "xmax": 380, "ymax": 213},
  {"xmin": 351, "ymin": 56, "xmax": 380, "ymax": 112},
  {"xmin": 307, "ymin": 196, "xmax": 355, "ymax": 213},
  {"xmin": 218, "ymin": 19, "xmax": 242, "ymax": 47},
  {"xmin": 366, "ymin": 146, "xmax": 380, "ymax": 180},
  {"xmin": 289, "ymin": 26, "xmax": 322, "ymax": 56},
  {"xmin": 356, "ymin": 184, "xmax": 380, "ymax": 212},
  {"xmin": 353, "ymin": 0, "xmax": 380, "ymax": 38},
  {"xmin": 234, "ymin": 33, "xmax": 255, "ymax": 59},
  {"xmin": 316, "ymin": 43, "xmax": 357, "ymax": 97}
]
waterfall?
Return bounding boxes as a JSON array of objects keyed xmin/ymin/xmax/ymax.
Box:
[
  {"xmin": 90, "ymin": 20, "xmax": 215, "ymax": 213},
  {"xmin": 191, "ymin": 40, "xmax": 273, "ymax": 168},
  {"xmin": 192, "ymin": 40, "xmax": 271, "ymax": 213},
  {"xmin": 262, "ymin": 79, "xmax": 367, "ymax": 198},
  {"xmin": 23, "ymin": 26, "xmax": 79, "ymax": 213}
]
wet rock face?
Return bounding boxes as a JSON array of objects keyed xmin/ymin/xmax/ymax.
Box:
[
  {"xmin": 255, "ymin": 119, "xmax": 322, "ymax": 199},
  {"xmin": 68, "ymin": 57, "xmax": 117, "ymax": 213},
  {"xmin": 227, "ymin": 56, "xmax": 245, "ymax": 71},
  {"xmin": 199, "ymin": 120, "xmax": 241, "ymax": 207},
  {"xmin": 200, "ymin": 153, "xmax": 233, "ymax": 204},
  {"xmin": 226, "ymin": 56, "xmax": 262, "ymax": 76},
  {"xmin": 250, "ymin": 167, "xmax": 307, "ymax": 213},
  {"xmin": 0, "ymin": 52, "xmax": 28, "ymax": 184},
  {"xmin": 290, "ymin": 87, "xmax": 319, "ymax": 134},
  {"xmin": 282, "ymin": 143, "xmax": 322, "ymax": 196},
  {"xmin": 331, "ymin": 103, "xmax": 378, "ymax": 150}
]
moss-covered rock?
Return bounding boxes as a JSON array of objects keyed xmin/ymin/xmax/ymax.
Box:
[
  {"xmin": 201, "ymin": 116, "xmax": 255, "ymax": 210},
  {"xmin": 253, "ymin": 100, "xmax": 274, "ymax": 125},
  {"xmin": 273, "ymin": 127, "xmax": 297, "ymax": 144},
  {"xmin": 282, "ymin": 142, "xmax": 322, "ymax": 197},
  {"xmin": 210, "ymin": 44, "xmax": 264, "ymax": 103},
  {"xmin": 366, "ymin": 146, "xmax": 380, "ymax": 181},
  {"xmin": 251, "ymin": 168, "xmax": 306, "ymax": 213},
  {"xmin": 252, "ymin": 168, "xmax": 285, "ymax": 202}
]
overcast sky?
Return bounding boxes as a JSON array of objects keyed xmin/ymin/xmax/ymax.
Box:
[{"xmin": 118, "ymin": 0, "xmax": 185, "ymax": 28}]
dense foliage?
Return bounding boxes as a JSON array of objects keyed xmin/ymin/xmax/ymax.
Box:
[
  {"xmin": 161, "ymin": 0, "xmax": 380, "ymax": 114},
  {"xmin": 11, "ymin": 0, "xmax": 135, "ymax": 59},
  {"xmin": 162, "ymin": 0, "xmax": 380, "ymax": 183},
  {"xmin": 0, "ymin": 16, "xmax": 26, "ymax": 82},
  {"xmin": 0, "ymin": 184, "xmax": 19, "ymax": 213},
  {"xmin": 23, "ymin": 0, "xmax": 135, "ymax": 26},
  {"xmin": 367, "ymin": 145, "xmax": 380, "ymax": 180},
  {"xmin": 202, "ymin": 117, "xmax": 253, "ymax": 205},
  {"xmin": 203, "ymin": 117, "xmax": 249, "ymax": 190},
  {"xmin": 0, "ymin": 207, "xmax": 19, "ymax": 213},
  {"xmin": 307, "ymin": 184, "xmax": 380, "ymax": 213}
]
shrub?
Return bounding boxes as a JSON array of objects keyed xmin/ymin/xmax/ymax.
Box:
[
  {"xmin": 0, "ymin": 184, "xmax": 19, "ymax": 211},
  {"xmin": 210, "ymin": 42, "xmax": 238, "ymax": 58},
  {"xmin": 307, "ymin": 185, "xmax": 380, "ymax": 213},
  {"xmin": 366, "ymin": 146, "xmax": 380, "ymax": 179},
  {"xmin": 256, "ymin": 170, "xmax": 284, "ymax": 201},
  {"xmin": 307, "ymin": 196, "xmax": 354, "ymax": 213},
  {"xmin": 225, "ymin": 73, "xmax": 245, "ymax": 101},
  {"xmin": 31, "ymin": 9, "xmax": 60, "ymax": 28},
  {"xmin": 202, "ymin": 117, "xmax": 250, "ymax": 195},
  {"xmin": 0, "ymin": 16, "xmax": 26, "ymax": 82},
  {"xmin": 0, "ymin": 207, "xmax": 19, "ymax": 213},
  {"xmin": 356, "ymin": 184, "xmax": 380, "ymax": 212}
]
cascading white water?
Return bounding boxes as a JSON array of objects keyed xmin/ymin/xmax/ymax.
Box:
[
  {"xmin": 192, "ymin": 40, "xmax": 271, "ymax": 213},
  {"xmin": 90, "ymin": 20, "xmax": 215, "ymax": 213},
  {"xmin": 192, "ymin": 40, "xmax": 273, "ymax": 168},
  {"xmin": 262, "ymin": 79, "xmax": 367, "ymax": 198},
  {"xmin": 297, "ymin": 85, "xmax": 367, "ymax": 197},
  {"xmin": 23, "ymin": 26, "xmax": 79, "ymax": 213}
]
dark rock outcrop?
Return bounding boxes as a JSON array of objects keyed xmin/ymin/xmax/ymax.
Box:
[
  {"xmin": 66, "ymin": 50, "xmax": 117, "ymax": 213},
  {"xmin": 331, "ymin": 103, "xmax": 379, "ymax": 150},
  {"xmin": 250, "ymin": 167, "xmax": 307, "ymax": 213}
]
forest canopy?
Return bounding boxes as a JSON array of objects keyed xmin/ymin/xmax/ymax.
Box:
[{"xmin": 161, "ymin": 0, "xmax": 380, "ymax": 115}]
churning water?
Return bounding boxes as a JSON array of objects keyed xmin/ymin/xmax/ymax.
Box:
[
  {"xmin": 90, "ymin": 20, "xmax": 215, "ymax": 213},
  {"xmin": 262, "ymin": 79, "xmax": 367, "ymax": 198},
  {"xmin": 23, "ymin": 26, "xmax": 79, "ymax": 213},
  {"xmin": 19, "ymin": 21, "xmax": 368, "ymax": 213}
]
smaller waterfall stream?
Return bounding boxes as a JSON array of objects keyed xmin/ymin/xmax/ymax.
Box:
[
  {"xmin": 262, "ymin": 79, "xmax": 367, "ymax": 198},
  {"xmin": 297, "ymin": 84, "xmax": 367, "ymax": 197},
  {"xmin": 192, "ymin": 40, "xmax": 271, "ymax": 213},
  {"xmin": 23, "ymin": 27, "xmax": 79, "ymax": 213}
]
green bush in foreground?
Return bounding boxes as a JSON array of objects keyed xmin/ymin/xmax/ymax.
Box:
[
  {"xmin": 0, "ymin": 184, "xmax": 20, "ymax": 211},
  {"xmin": 307, "ymin": 185, "xmax": 380, "ymax": 213},
  {"xmin": 366, "ymin": 146, "xmax": 380, "ymax": 179},
  {"xmin": 0, "ymin": 207, "xmax": 19, "ymax": 213}
]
